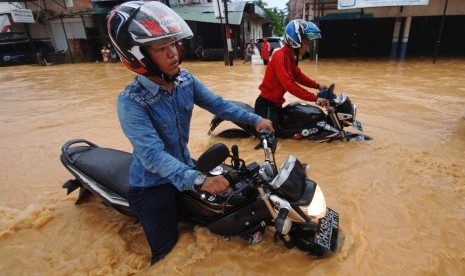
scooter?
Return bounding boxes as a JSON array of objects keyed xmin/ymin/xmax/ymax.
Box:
[
  {"xmin": 208, "ymin": 84, "xmax": 372, "ymax": 142},
  {"xmin": 60, "ymin": 130, "xmax": 340, "ymax": 257}
]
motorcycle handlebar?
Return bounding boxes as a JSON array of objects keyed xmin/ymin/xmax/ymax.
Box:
[
  {"xmin": 199, "ymin": 171, "xmax": 240, "ymax": 200},
  {"xmin": 258, "ymin": 129, "xmax": 276, "ymax": 154},
  {"xmin": 223, "ymin": 171, "xmax": 240, "ymax": 188},
  {"xmin": 317, "ymin": 84, "xmax": 337, "ymax": 108}
]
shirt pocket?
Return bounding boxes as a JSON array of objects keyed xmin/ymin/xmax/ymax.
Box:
[{"xmin": 148, "ymin": 101, "xmax": 176, "ymax": 132}]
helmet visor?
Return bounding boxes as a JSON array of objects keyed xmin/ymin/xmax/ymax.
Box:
[{"xmin": 304, "ymin": 32, "xmax": 322, "ymax": 41}]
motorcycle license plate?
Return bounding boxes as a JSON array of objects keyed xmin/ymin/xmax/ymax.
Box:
[
  {"xmin": 314, "ymin": 208, "xmax": 339, "ymax": 252},
  {"xmin": 353, "ymin": 120, "xmax": 363, "ymax": 131}
]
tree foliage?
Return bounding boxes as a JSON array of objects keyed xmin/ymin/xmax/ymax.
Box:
[{"xmin": 254, "ymin": 1, "xmax": 289, "ymax": 36}]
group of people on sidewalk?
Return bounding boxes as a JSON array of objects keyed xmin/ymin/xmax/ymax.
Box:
[{"xmin": 105, "ymin": 0, "xmax": 328, "ymax": 266}]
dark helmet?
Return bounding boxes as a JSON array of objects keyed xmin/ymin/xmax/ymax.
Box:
[
  {"xmin": 284, "ymin": 19, "xmax": 322, "ymax": 49},
  {"xmin": 107, "ymin": 1, "xmax": 193, "ymax": 78}
]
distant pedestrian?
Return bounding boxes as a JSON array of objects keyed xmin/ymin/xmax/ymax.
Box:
[
  {"xmin": 243, "ymin": 39, "xmax": 255, "ymax": 64},
  {"xmin": 260, "ymin": 37, "xmax": 270, "ymax": 65},
  {"xmin": 36, "ymin": 47, "xmax": 52, "ymax": 66},
  {"xmin": 101, "ymin": 46, "xmax": 110, "ymax": 62},
  {"xmin": 108, "ymin": 43, "xmax": 118, "ymax": 62},
  {"xmin": 72, "ymin": 38, "xmax": 82, "ymax": 58}
]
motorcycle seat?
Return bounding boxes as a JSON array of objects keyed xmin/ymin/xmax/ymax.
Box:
[{"xmin": 67, "ymin": 146, "xmax": 132, "ymax": 198}]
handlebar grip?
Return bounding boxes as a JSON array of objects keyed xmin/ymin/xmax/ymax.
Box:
[
  {"xmin": 223, "ymin": 171, "xmax": 240, "ymax": 191},
  {"xmin": 199, "ymin": 172, "xmax": 239, "ymax": 200}
]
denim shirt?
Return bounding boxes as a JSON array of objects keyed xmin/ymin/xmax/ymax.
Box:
[{"xmin": 117, "ymin": 70, "xmax": 261, "ymax": 191}]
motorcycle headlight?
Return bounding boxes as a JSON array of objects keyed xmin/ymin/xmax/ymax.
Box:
[{"xmin": 300, "ymin": 185, "xmax": 326, "ymax": 219}]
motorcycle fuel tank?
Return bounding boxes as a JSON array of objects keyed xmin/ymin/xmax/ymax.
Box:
[
  {"xmin": 178, "ymin": 185, "xmax": 260, "ymax": 226},
  {"xmin": 280, "ymin": 103, "xmax": 326, "ymax": 130}
]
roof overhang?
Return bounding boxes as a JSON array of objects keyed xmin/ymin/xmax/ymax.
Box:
[{"xmin": 172, "ymin": 2, "xmax": 269, "ymax": 25}]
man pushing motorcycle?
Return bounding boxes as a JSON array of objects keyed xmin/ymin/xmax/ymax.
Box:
[
  {"xmin": 255, "ymin": 19, "xmax": 330, "ymax": 136},
  {"xmin": 106, "ymin": 1, "xmax": 273, "ymax": 265}
]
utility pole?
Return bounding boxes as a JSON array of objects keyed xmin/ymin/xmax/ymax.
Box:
[
  {"xmin": 433, "ymin": 0, "xmax": 448, "ymax": 64},
  {"xmin": 223, "ymin": 0, "xmax": 233, "ymax": 66}
]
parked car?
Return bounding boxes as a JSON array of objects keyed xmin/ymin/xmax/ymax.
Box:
[
  {"xmin": 255, "ymin": 37, "xmax": 284, "ymax": 57},
  {"xmin": 0, "ymin": 39, "xmax": 54, "ymax": 66}
]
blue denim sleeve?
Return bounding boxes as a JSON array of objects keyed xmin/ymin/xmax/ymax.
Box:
[
  {"xmin": 191, "ymin": 75, "xmax": 262, "ymax": 125},
  {"xmin": 117, "ymin": 95, "xmax": 198, "ymax": 191}
]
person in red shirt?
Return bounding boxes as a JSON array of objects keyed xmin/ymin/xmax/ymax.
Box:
[
  {"xmin": 260, "ymin": 37, "xmax": 271, "ymax": 65},
  {"xmin": 254, "ymin": 20, "xmax": 329, "ymax": 135}
]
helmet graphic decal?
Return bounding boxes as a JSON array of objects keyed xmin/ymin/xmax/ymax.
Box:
[
  {"xmin": 285, "ymin": 19, "xmax": 321, "ymax": 49},
  {"xmin": 161, "ymin": 16, "xmax": 181, "ymax": 33}
]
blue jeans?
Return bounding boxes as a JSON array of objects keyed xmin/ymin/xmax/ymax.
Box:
[{"xmin": 127, "ymin": 184, "xmax": 179, "ymax": 264}]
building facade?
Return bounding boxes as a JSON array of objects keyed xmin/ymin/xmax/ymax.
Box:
[
  {"xmin": 0, "ymin": 0, "xmax": 271, "ymax": 64},
  {"xmin": 289, "ymin": 0, "xmax": 465, "ymax": 58}
]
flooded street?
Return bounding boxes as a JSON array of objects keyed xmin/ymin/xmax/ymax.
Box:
[{"xmin": 1, "ymin": 58, "xmax": 464, "ymax": 275}]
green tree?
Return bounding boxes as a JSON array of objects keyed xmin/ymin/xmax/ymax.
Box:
[{"xmin": 254, "ymin": 1, "xmax": 289, "ymax": 36}]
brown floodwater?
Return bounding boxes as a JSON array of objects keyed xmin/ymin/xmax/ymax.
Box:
[{"xmin": 0, "ymin": 58, "xmax": 464, "ymax": 275}]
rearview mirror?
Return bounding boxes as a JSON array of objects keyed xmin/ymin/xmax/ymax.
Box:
[{"xmin": 196, "ymin": 143, "xmax": 230, "ymax": 173}]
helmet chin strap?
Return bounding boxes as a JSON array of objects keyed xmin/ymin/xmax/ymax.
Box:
[
  {"xmin": 294, "ymin": 48, "xmax": 300, "ymax": 66},
  {"xmin": 161, "ymin": 68, "xmax": 180, "ymax": 83}
]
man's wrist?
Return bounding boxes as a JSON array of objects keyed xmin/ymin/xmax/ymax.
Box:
[{"xmin": 194, "ymin": 173, "xmax": 206, "ymax": 192}]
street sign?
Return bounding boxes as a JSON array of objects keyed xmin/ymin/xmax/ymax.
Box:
[
  {"xmin": 11, "ymin": 8, "xmax": 35, "ymax": 24},
  {"xmin": 338, "ymin": 0, "xmax": 429, "ymax": 10}
]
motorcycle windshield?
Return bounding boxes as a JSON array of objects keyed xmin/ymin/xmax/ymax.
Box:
[{"xmin": 270, "ymin": 155, "xmax": 307, "ymax": 201}]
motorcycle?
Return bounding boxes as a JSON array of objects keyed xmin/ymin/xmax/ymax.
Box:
[
  {"xmin": 208, "ymin": 84, "xmax": 372, "ymax": 142},
  {"xmin": 60, "ymin": 130, "xmax": 340, "ymax": 257}
]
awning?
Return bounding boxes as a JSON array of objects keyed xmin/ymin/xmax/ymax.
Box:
[
  {"xmin": 48, "ymin": 2, "xmax": 270, "ymax": 24},
  {"xmin": 172, "ymin": 2, "xmax": 269, "ymax": 25},
  {"xmin": 320, "ymin": 12, "xmax": 374, "ymax": 20},
  {"xmin": 67, "ymin": 7, "xmax": 112, "ymax": 16}
]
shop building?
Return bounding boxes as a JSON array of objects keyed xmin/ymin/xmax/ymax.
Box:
[{"xmin": 289, "ymin": 0, "xmax": 465, "ymax": 58}]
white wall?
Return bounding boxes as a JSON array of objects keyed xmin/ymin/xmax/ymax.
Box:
[
  {"xmin": 351, "ymin": 0, "xmax": 465, "ymax": 17},
  {"xmin": 297, "ymin": 0, "xmax": 465, "ymax": 20},
  {"xmin": 48, "ymin": 17, "xmax": 86, "ymax": 52}
]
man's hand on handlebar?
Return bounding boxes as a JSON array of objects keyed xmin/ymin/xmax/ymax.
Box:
[
  {"xmin": 316, "ymin": 97, "xmax": 330, "ymax": 109},
  {"xmin": 255, "ymin": 118, "xmax": 275, "ymax": 134},
  {"xmin": 317, "ymin": 84, "xmax": 328, "ymax": 91},
  {"xmin": 200, "ymin": 175, "xmax": 231, "ymax": 195}
]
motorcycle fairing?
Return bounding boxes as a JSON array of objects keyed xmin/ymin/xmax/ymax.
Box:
[
  {"xmin": 279, "ymin": 103, "xmax": 327, "ymax": 139},
  {"xmin": 280, "ymin": 102, "xmax": 326, "ymax": 129},
  {"xmin": 271, "ymin": 155, "xmax": 308, "ymax": 201},
  {"xmin": 204, "ymin": 197, "xmax": 272, "ymax": 236},
  {"xmin": 178, "ymin": 185, "xmax": 261, "ymax": 225}
]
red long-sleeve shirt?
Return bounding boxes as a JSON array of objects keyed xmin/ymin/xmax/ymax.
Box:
[
  {"xmin": 258, "ymin": 45, "xmax": 319, "ymax": 107},
  {"xmin": 260, "ymin": 41, "xmax": 270, "ymax": 59}
]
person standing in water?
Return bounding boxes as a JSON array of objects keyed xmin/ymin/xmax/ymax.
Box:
[
  {"xmin": 101, "ymin": 45, "xmax": 110, "ymax": 62},
  {"xmin": 106, "ymin": 1, "xmax": 274, "ymax": 265},
  {"xmin": 244, "ymin": 39, "xmax": 256, "ymax": 64},
  {"xmin": 260, "ymin": 37, "xmax": 270, "ymax": 65}
]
